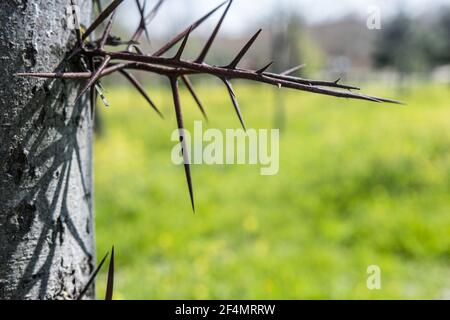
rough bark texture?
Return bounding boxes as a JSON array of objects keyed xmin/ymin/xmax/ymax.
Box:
[{"xmin": 0, "ymin": 0, "xmax": 94, "ymax": 299}]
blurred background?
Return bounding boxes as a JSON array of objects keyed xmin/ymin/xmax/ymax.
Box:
[{"xmin": 93, "ymin": 0, "xmax": 450, "ymax": 299}]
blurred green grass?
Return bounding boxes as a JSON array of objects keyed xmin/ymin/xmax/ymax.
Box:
[{"xmin": 94, "ymin": 83, "xmax": 450, "ymax": 299}]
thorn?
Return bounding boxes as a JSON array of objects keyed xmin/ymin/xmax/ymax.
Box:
[
  {"xmin": 99, "ymin": 10, "xmax": 117, "ymax": 49},
  {"xmin": 119, "ymin": 70, "xmax": 164, "ymax": 118},
  {"xmin": 105, "ymin": 246, "xmax": 115, "ymax": 301},
  {"xmin": 173, "ymin": 26, "xmax": 192, "ymax": 61},
  {"xmin": 14, "ymin": 72, "xmax": 90, "ymax": 79},
  {"xmin": 334, "ymin": 77, "xmax": 341, "ymax": 84},
  {"xmin": 135, "ymin": 0, "xmax": 151, "ymax": 43},
  {"xmin": 170, "ymin": 77, "xmax": 195, "ymax": 212},
  {"xmin": 77, "ymin": 252, "xmax": 109, "ymax": 300},
  {"xmin": 83, "ymin": 0, "xmax": 125, "ymax": 41},
  {"xmin": 195, "ymin": 0, "xmax": 233, "ymax": 64},
  {"xmin": 90, "ymin": 83, "xmax": 97, "ymax": 119},
  {"xmin": 75, "ymin": 55, "xmax": 111, "ymax": 104},
  {"xmin": 256, "ymin": 61, "xmax": 273, "ymax": 74},
  {"xmin": 181, "ymin": 75, "xmax": 208, "ymax": 121},
  {"xmin": 66, "ymin": 47, "xmax": 83, "ymax": 62},
  {"xmin": 227, "ymin": 29, "xmax": 262, "ymax": 69},
  {"xmin": 222, "ymin": 78, "xmax": 246, "ymax": 131},
  {"xmin": 153, "ymin": 0, "xmax": 228, "ymax": 57}
]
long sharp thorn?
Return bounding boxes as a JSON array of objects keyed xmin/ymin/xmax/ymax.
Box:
[
  {"xmin": 141, "ymin": 0, "xmax": 152, "ymax": 43},
  {"xmin": 90, "ymin": 87, "xmax": 97, "ymax": 121},
  {"xmin": 144, "ymin": 0, "xmax": 165, "ymax": 24},
  {"xmin": 173, "ymin": 26, "xmax": 192, "ymax": 61},
  {"xmin": 77, "ymin": 252, "xmax": 109, "ymax": 300},
  {"xmin": 153, "ymin": 0, "xmax": 228, "ymax": 57},
  {"xmin": 66, "ymin": 47, "xmax": 83, "ymax": 62},
  {"xmin": 281, "ymin": 64, "xmax": 306, "ymax": 76},
  {"xmin": 105, "ymin": 246, "xmax": 115, "ymax": 301},
  {"xmin": 75, "ymin": 55, "xmax": 111, "ymax": 104},
  {"xmin": 83, "ymin": 0, "xmax": 124, "ymax": 40},
  {"xmin": 227, "ymin": 29, "xmax": 262, "ymax": 69},
  {"xmin": 181, "ymin": 75, "xmax": 208, "ymax": 121},
  {"xmin": 256, "ymin": 61, "xmax": 273, "ymax": 74},
  {"xmin": 129, "ymin": 0, "xmax": 151, "ymax": 48},
  {"xmin": 99, "ymin": 10, "xmax": 116, "ymax": 49},
  {"xmin": 222, "ymin": 78, "xmax": 246, "ymax": 130},
  {"xmin": 119, "ymin": 70, "xmax": 164, "ymax": 118},
  {"xmin": 89, "ymin": 58, "xmax": 98, "ymax": 118},
  {"xmin": 15, "ymin": 72, "xmax": 91, "ymax": 79},
  {"xmin": 129, "ymin": 0, "xmax": 165, "ymax": 49},
  {"xmin": 196, "ymin": 0, "xmax": 233, "ymax": 64},
  {"xmin": 170, "ymin": 77, "xmax": 195, "ymax": 212}
]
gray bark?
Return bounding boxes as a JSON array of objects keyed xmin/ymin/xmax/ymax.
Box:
[{"xmin": 0, "ymin": 0, "xmax": 94, "ymax": 299}]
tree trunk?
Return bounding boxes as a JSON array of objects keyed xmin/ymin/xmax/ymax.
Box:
[{"xmin": 0, "ymin": 0, "xmax": 94, "ymax": 300}]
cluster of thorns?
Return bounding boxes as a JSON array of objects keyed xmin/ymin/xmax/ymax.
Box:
[{"xmin": 17, "ymin": 0, "xmax": 400, "ymax": 212}]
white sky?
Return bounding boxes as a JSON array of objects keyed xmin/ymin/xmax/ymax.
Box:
[{"xmin": 117, "ymin": 0, "xmax": 450, "ymax": 37}]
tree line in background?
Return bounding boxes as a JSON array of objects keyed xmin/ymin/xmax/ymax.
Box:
[{"xmin": 373, "ymin": 8, "xmax": 450, "ymax": 77}]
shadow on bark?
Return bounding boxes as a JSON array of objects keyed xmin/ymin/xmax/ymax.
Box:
[{"xmin": 0, "ymin": 70, "xmax": 93, "ymax": 299}]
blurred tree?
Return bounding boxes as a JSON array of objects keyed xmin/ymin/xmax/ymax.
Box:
[
  {"xmin": 433, "ymin": 7, "xmax": 450, "ymax": 66},
  {"xmin": 270, "ymin": 11, "xmax": 303, "ymax": 131},
  {"xmin": 373, "ymin": 13, "xmax": 429, "ymax": 83}
]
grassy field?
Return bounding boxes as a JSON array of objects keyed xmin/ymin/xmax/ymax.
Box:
[{"xmin": 94, "ymin": 82, "xmax": 450, "ymax": 299}]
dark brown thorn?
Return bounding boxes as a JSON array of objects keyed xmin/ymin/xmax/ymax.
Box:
[
  {"xmin": 89, "ymin": 57, "xmax": 97, "ymax": 119},
  {"xmin": 144, "ymin": 0, "xmax": 165, "ymax": 24},
  {"xmin": 169, "ymin": 76, "xmax": 195, "ymax": 212},
  {"xmin": 222, "ymin": 78, "xmax": 246, "ymax": 130},
  {"xmin": 128, "ymin": 0, "xmax": 150, "ymax": 49},
  {"xmin": 75, "ymin": 55, "xmax": 111, "ymax": 104},
  {"xmin": 66, "ymin": 47, "xmax": 83, "ymax": 62},
  {"xmin": 77, "ymin": 252, "xmax": 109, "ymax": 300},
  {"xmin": 195, "ymin": 0, "xmax": 233, "ymax": 64},
  {"xmin": 83, "ymin": 0, "xmax": 124, "ymax": 40},
  {"xmin": 227, "ymin": 29, "xmax": 262, "ymax": 69},
  {"xmin": 129, "ymin": 0, "xmax": 165, "ymax": 49},
  {"xmin": 105, "ymin": 246, "xmax": 115, "ymax": 301},
  {"xmin": 99, "ymin": 10, "xmax": 116, "ymax": 49},
  {"xmin": 15, "ymin": 71, "xmax": 92, "ymax": 79},
  {"xmin": 90, "ymin": 85, "xmax": 97, "ymax": 121},
  {"xmin": 119, "ymin": 70, "xmax": 164, "ymax": 118},
  {"xmin": 153, "ymin": 0, "xmax": 228, "ymax": 57},
  {"xmin": 181, "ymin": 75, "xmax": 208, "ymax": 121},
  {"xmin": 173, "ymin": 26, "xmax": 192, "ymax": 61},
  {"xmin": 70, "ymin": 0, "xmax": 83, "ymax": 48},
  {"xmin": 141, "ymin": 0, "xmax": 151, "ymax": 43},
  {"xmin": 264, "ymin": 73, "xmax": 360, "ymax": 91},
  {"xmin": 15, "ymin": 62, "xmax": 129, "ymax": 80},
  {"xmin": 281, "ymin": 64, "xmax": 306, "ymax": 76},
  {"xmin": 137, "ymin": 0, "xmax": 151, "ymax": 42},
  {"xmin": 256, "ymin": 61, "xmax": 273, "ymax": 74}
]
